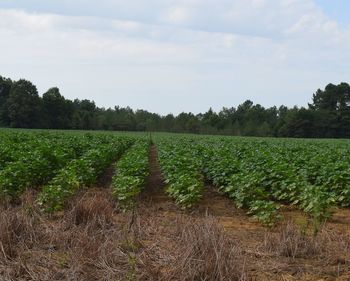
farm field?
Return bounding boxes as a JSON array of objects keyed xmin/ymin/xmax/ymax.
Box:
[{"xmin": 0, "ymin": 129, "xmax": 349, "ymax": 281}]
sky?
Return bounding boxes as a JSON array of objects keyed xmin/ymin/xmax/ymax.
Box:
[{"xmin": 0, "ymin": 0, "xmax": 349, "ymax": 115}]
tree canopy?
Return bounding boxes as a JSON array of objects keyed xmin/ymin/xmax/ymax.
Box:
[{"xmin": 0, "ymin": 75, "xmax": 349, "ymax": 138}]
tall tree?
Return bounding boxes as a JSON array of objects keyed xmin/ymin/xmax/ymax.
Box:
[
  {"xmin": 0, "ymin": 76, "xmax": 12, "ymax": 126},
  {"xmin": 309, "ymin": 83, "xmax": 350, "ymax": 137},
  {"xmin": 42, "ymin": 87, "xmax": 73, "ymax": 129},
  {"xmin": 310, "ymin": 83, "xmax": 350, "ymax": 111},
  {"xmin": 72, "ymin": 99, "xmax": 97, "ymax": 130},
  {"xmin": 7, "ymin": 79, "xmax": 42, "ymax": 128}
]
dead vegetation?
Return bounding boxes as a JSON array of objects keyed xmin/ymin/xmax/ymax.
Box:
[
  {"xmin": 0, "ymin": 190, "xmax": 40, "ymax": 261},
  {"xmin": 263, "ymin": 221, "xmax": 350, "ymax": 262},
  {"xmin": 263, "ymin": 221, "xmax": 321, "ymax": 258},
  {"xmin": 0, "ymin": 209, "xmax": 38, "ymax": 259},
  {"xmin": 259, "ymin": 221, "xmax": 350, "ymax": 280},
  {"xmin": 165, "ymin": 216, "xmax": 246, "ymax": 281},
  {"xmin": 1, "ymin": 190, "xmax": 350, "ymax": 281},
  {"xmin": 0, "ymin": 184, "xmax": 249, "ymax": 281},
  {"xmin": 132, "ymin": 214, "xmax": 247, "ymax": 281},
  {"xmin": 0, "ymin": 193, "xmax": 128, "ymax": 281},
  {"xmin": 66, "ymin": 189, "xmax": 115, "ymax": 227}
]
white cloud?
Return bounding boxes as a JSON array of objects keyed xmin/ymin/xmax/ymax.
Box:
[
  {"xmin": 163, "ymin": 6, "xmax": 190, "ymax": 24},
  {"xmin": 0, "ymin": 9, "xmax": 58, "ymax": 31},
  {"xmin": 0, "ymin": 1, "xmax": 350, "ymax": 114},
  {"xmin": 112, "ymin": 20, "xmax": 140, "ymax": 32}
]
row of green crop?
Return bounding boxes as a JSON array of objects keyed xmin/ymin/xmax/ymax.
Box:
[
  {"xmin": 0, "ymin": 134, "xmax": 103, "ymax": 199},
  {"xmin": 200, "ymin": 137, "xmax": 350, "ymax": 227},
  {"xmin": 38, "ymin": 137, "xmax": 134, "ymax": 212},
  {"xmin": 156, "ymin": 138, "xmax": 203, "ymax": 208},
  {"xmin": 151, "ymin": 136, "xmax": 350, "ymax": 227},
  {"xmin": 0, "ymin": 135, "xmax": 90, "ymax": 198},
  {"xmin": 0, "ymin": 132, "xmax": 80, "ymax": 171},
  {"xmin": 0, "ymin": 130, "xmax": 153, "ymax": 213},
  {"xmin": 1, "ymin": 130, "xmax": 350, "ymax": 228},
  {"xmin": 112, "ymin": 139, "xmax": 150, "ymax": 210}
]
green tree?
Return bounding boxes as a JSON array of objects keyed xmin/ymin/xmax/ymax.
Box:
[
  {"xmin": 7, "ymin": 79, "xmax": 42, "ymax": 128},
  {"xmin": 72, "ymin": 99, "xmax": 98, "ymax": 130},
  {"xmin": 42, "ymin": 87, "xmax": 73, "ymax": 129},
  {"xmin": 0, "ymin": 76, "xmax": 12, "ymax": 126},
  {"xmin": 162, "ymin": 114, "xmax": 175, "ymax": 132},
  {"xmin": 278, "ymin": 107, "xmax": 315, "ymax": 138},
  {"xmin": 309, "ymin": 83, "xmax": 350, "ymax": 137},
  {"xmin": 310, "ymin": 83, "xmax": 350, "ymax": 111}
]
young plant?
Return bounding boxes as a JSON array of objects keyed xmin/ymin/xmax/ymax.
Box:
[{"xmin": 112, "ymin": 140, "xmax": 150, "ymax": 211}]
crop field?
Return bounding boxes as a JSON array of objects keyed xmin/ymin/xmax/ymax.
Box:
[{"xmin": 0, "ymin": 129, "xmax": 350, "ymax": 281}]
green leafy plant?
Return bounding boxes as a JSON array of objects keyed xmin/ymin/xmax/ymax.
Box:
[
  {"xmin": 156, "ymin": 138, "xmax": 203, "ymax": 208},
  {"xmin": 112, "ymin": 140, "xmax": 150, "ymax": 210},
  {"xmin": 38, "ymin": 137, "xmax": 133, "ymax": 212}
]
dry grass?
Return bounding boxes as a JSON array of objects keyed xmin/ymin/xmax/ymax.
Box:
[
  {"xmin": 1, "ymin": 187, "xmax": 349, "ymax": 281},
  {"xmin": 263, "ymin": 221, "xmax": 350, "ymax": 264},
  {"xmin": 48, "ymin": 224, "xmax": 129, "ymax": 281},
  {"xmin": 316, "ymin": 227, "xmax": 350, "ymax": 266},
  {"xmin": 134, "ymin": 214, "xmax": 247, "ymax": 281},
  {"xmin": 66, "ymin": 190, "xmax": 115, "ymax": 227},
  {"xmin": 170, "ymin": 216, "xmax": 246, "ymax": 281},
  {"xmin": 0, "ymin": 189, "xmax": 130, "ymax": 281},
  {"xmin": 0, "ymin": 209, "xmax": 36, "ymax": 259},
  {"xmin": 263, "ymin": 221, "xmax": 321, "ymax": 258}
]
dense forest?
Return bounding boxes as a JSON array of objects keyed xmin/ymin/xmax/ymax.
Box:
[{"xmin": 0, "ymin": 75, "xmax": 350, "ymax": 138}]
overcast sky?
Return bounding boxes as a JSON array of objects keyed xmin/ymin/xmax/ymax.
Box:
[{"xmin": 1, "ymin": 0, "xmax": 349, "ymax": 115}]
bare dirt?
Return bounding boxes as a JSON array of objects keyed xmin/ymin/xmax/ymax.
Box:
[{"xmin": 0, "ymin": 145, "xmax": 349, "ymax": 281}]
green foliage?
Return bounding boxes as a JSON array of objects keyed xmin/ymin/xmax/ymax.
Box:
[
  {"xmin": 7, "ymin": 79, "xmax": 42, "ymax": 128},
  {"xmin": 299, "ymin": 185, "xmax": 334, "ymax": 235},
  {"xmin": 0, "ymin": 132, "xmax": 99, "ymax": 198},
  {"xmin": 42, "ymin": 87, "xmax": 73, "ymax": 129},
  {"xmin": 37, "ymin": 136, "xmax": 133, "ymax": 212},
  {"xmin": 248, "ymin": 200, "xmax": 280, "ymax": 227},
  {"xmin": 2, "ymin": 75, "xmax": 350, "ymax": 138},
  {"xmin": 195, "ymin": 136, "xmax": 349, "ymax": 225},
  {"xmin": 0, "ymin": 76, "xmax": 12, "ymax": 126},
  {"xmin": 0, "ymin": 129, "xmax": 349, "ymax": 228},
  {"xmin": 112, "ymin": 140, "xmax": 150, "ymax": 210},
  {"xmin": 156, "ymin": 138, "xmax": 203, "ymax": 208}
]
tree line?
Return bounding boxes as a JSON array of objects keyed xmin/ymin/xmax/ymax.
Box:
[{"xmin": 1, "ymin": 75, "xmax": 350, "ymax": 138}]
